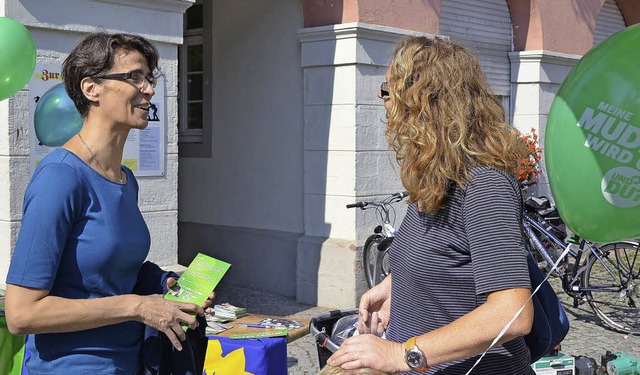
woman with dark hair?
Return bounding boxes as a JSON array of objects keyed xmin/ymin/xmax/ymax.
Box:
[
  {"xmin": 5, "ymin": 32, "xmax": 210, "ymax": 374},
  {"xmin": 328, "ymin": 37, "xmax": 534, "ymax": 374}
]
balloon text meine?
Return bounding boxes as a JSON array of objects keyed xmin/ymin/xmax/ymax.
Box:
[{"xmin": 546, "ymin": 24, "xmax": 640, "ymax": 242}]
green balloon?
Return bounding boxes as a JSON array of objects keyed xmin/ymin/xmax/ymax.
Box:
[
  {"xmin": 546, "ymin": 24, "xmax": 640, "ymax": 243},
  {"xmin": 0, "ymin": 17, "xmax": 36, "ymax": 101}
]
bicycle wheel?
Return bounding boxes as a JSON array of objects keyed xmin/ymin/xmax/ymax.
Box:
[
  {"xmin": 582, "ymin": 241, "xmax": 640, "ymax": 334},
  {"xmin": 362, "ymin": 234, "xmax": 390, "ymax": 288}
]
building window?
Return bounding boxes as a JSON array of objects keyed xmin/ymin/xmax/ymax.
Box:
[{"xmin": 179, "ymin": 0, "xmax": 204, "ymax": 143}]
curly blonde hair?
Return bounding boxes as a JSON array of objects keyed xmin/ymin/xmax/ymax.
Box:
[{"xmin": 385, "ymin": 36, "xmax": 526, "ymax": 213}]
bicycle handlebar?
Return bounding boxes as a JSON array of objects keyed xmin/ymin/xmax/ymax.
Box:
[
  {"xmin": 395, "ymin": 191, "xmax": 409, "ymax": 199},
  {"xmin": 346, "ymin": 191, "xmax": 409, "ymax": 209},
  {"xmin": 346, "ymin": 202, "xmax": 367, "ymax": 209}
]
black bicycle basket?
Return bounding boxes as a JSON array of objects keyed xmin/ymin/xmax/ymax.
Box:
[{"xmin": 309, "ymin": 309, "xmax": 358, "ymax": 369}]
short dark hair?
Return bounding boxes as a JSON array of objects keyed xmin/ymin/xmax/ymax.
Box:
[{"xmin": 62, "ymin": 32, "xmax": 159, "ymax": 117}]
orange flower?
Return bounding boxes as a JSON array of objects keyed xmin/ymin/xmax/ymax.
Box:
[{"xmin": 515, "ymin": 129, "xmax": 542, "ymax": 188}]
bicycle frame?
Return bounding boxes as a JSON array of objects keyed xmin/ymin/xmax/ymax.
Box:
[
  {"xmin": 523, "ymin": 212, "xmax": 625, "ymax": 293},
  {"xmin": 523, "ymin": 200, "xmax": 640, "ymax": 334},
  {"xmin": 523, "ymin": 215, "xmax": 566, "ymax": 265}
]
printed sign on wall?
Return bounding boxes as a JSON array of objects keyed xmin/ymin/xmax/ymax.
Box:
[{"xmin": 28, "ymin": 64, "xmax": 166, "ymax": 177}]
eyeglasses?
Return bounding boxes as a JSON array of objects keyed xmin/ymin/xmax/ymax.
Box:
[
  {"xmin": 380, "ymin": 81, "xmax": 389, "ymax": 98},
  {"xmin": 93, "ymin": 71, "xmax": 157, "ymax": 90}
]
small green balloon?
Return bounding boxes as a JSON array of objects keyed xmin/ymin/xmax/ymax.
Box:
[
  {"xmin": 0, "ymin": 17, "xmax": 37, "ymax": 101},
  {"xmin": 546, "ymin": 24, "xmax": 640, "ymax": 243}
]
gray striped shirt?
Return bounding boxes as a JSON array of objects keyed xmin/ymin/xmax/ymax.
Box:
[{"xmin": 387, "ymin": 166, "xmax": 534, "ymax": 374}]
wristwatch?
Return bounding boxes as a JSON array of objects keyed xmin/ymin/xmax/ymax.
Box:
[{"xmin": 404, "ymin": 336, "xmax": 430, "ymax": 372}]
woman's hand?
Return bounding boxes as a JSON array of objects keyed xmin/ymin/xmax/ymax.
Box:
[
  {"xmin": 166, "ymin": 277, "xmax": 216, "ymax": 313},
  {"xmin": 5, "ymin": 283, "xmax": 206, "ymax": 352},
  {"xmin": 203, "ymin": 290, "xmax": 216, "ymax": 314},
  {"xmin": 136, "ymin": 294, "xmax": 204, "ymax": 351},
  {"xmin": 358, "ymin": 274, "xmax": 391, "ymax": 335},
  {"xmin": 326, "ymin": 334, "xmax": 409, "ymax": 373}
]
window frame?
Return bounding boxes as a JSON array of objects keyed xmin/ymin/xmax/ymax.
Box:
[
  {"xmin": 178, "ymin": 0, "xmax": 212, "ymax": 157},
  {"xmin": 178, "ymin": 33, "xmax": 204, "ymax": 143}
]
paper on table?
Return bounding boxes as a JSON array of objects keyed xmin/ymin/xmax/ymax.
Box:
[
  {"xmin": 229, "ymin": 329, "xmax": 288, "ymax": 340},
  {"xmin": 257, "ymin": 318, "xmax": 303, "ymax": 329}
]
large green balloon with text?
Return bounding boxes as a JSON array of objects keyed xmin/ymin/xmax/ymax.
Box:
[{"xmin": 546, "ymin": 24, "xmax": 640, "ymax": 243}]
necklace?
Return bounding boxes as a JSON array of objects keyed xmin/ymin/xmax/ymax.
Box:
[{"xmin": 78, "ymin": 132, "xmax": 124, "ymax": 184}]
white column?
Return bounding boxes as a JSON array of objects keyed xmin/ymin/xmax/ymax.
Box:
[
  {"xmin": 0, "ymin": 96, "xmax": 7, "ymax": 279},
  {"xmin": 0, "ymin": 85, "xmax": 32, "ymax": 280},
  {"xmin": 509, "ymin": 50, "xmax": 581, "ymax": 199},
  {"xmin": 296, "ymin": 23, "xmax": 423, "ymax": 307}
]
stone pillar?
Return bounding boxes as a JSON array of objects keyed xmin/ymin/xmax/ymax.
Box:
[
  {"xmin": 296, "ymin": 23, "xmax": 422, "ymax": 307},
  {"xmin": 0, "ymin": 93, "xmax": 31, "ymax": 280},
  {"xmin": 509, "ymin": 50, "xmax": 581, "ymax": 199}
]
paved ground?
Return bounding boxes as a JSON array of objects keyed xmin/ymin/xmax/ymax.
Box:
[
  {"xmin": 548, "ymin": 277, "xmax": 639, "ymax": 363},
  {"xmin": 215, "ymin": 278, "xmax": 640, "ymax": 374}
]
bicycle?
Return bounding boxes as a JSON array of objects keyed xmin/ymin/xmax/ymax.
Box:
[
  {"xmin": 523, "ymin": 195, "xmax": 640, "ymax": 334},
  {"xmin": 346, "ymin": 191, "xmax": 409, "ymax": 289},
  {"xmin": 348, "ymin": 190, "xmax": 640, "ymax": 333}
]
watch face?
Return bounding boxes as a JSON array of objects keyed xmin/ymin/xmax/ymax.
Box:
[{"xmin": 406, "ymin": 351, "xmax": 424, "ymax": 367}]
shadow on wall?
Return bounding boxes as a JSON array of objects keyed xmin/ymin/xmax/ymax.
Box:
[{"xmin": 177, "ymin": 0, "xmax": 339, "ymax": 306}]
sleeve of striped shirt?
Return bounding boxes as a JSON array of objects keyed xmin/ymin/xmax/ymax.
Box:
[{"xmin": 463, "ymin": 168, "xmax": 531, "ymax": 295}]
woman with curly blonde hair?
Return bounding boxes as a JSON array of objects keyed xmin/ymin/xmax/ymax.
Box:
[
  {"xmin": 328, "ymin": 37, "xmax": 535, "ymax": 374},
  {"xmin": 386, "ymin": 37, "xmax": 526, "ymax": 213}
]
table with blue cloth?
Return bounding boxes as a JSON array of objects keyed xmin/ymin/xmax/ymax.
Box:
[
  {"xmin": 203, "ymin": 314, "xmax": 309, "ymax": 375},
  {"xmin": 1, "ymin": 310, "xmax": 308, "ymax": 375}
]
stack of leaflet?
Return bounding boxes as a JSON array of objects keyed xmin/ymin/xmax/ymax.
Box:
[
  {"xmin": 258, "ymin": 318, "xmax": 303, "ymax": 330},
  {"xmin": 213, "ymin": 303, "xmax": 248, "ymax": 321},
  {"xmin": 204, "ymin": 314, "xmax": 233, "ymax": 335}
]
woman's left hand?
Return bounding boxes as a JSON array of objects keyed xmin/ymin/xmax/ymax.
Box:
[
  {"xmin": 326, "ymin": 334, "xmax": 409, "ymax": 373},
  {"xmin": 166, "ymin": 277, "xmax": 216, "ymax": 313}
]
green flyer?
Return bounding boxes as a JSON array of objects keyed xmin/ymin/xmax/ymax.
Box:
[{"xmin": 164, "ymin": 253, "xmax": 231, "ymax": 306}]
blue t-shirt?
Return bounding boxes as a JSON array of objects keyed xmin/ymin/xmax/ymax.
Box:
[{"xmin": 6, "ymin": 148, "xmax": 151, "ymax": 375}]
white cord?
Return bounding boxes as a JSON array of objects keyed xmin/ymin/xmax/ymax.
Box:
[{"xmin": 463, "ymin": 245, "xmax": 573, "ymax": 375}]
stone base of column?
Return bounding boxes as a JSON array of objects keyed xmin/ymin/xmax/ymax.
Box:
[{"xmin": 296, "ymin": 235, "xmax": 368, "ymax": 308}]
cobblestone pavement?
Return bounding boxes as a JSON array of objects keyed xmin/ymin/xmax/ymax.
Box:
[
  {"xmin": 548, "ymin": 277, "xmax": 639, "ymax": 363},
  {"xmin": 215, "ymin": 279, "xmax": 639, "ymax": 375}
]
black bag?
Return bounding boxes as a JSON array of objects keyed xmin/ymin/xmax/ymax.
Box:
[{"xmin": 524, "ymin": 254, "xmax": 570, "ymax": 363}]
